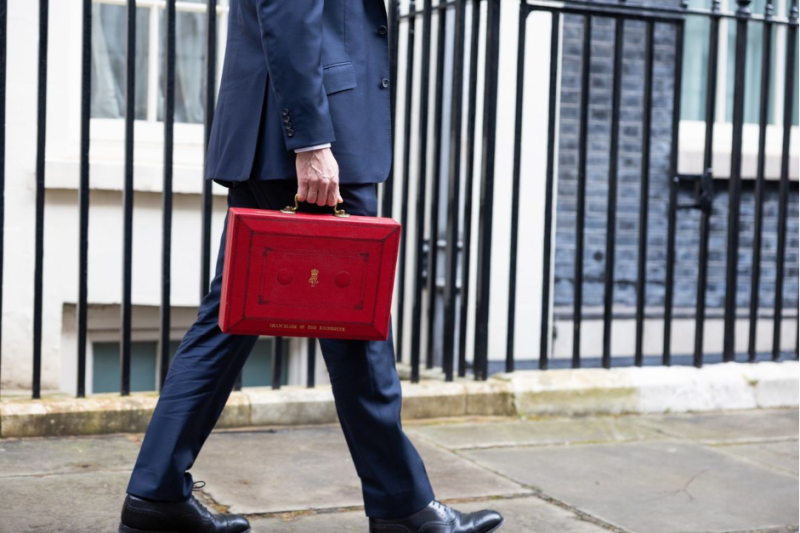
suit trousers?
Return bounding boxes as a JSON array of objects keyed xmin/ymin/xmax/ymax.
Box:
[{"xmin": 126, "ymin": 179, "xmax": 435, "ymax": 519}]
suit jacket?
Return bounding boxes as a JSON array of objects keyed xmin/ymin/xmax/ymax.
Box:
[{"xmin": 204, "ymin": 0, "xmax": 392, "ymax": 186}]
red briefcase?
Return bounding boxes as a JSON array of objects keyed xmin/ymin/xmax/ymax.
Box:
[{"xmin": 219, "ymin": 196, "xmax": 401, "ymax": 341}]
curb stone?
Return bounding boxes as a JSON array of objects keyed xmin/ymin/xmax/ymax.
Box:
[{"xmin": 1, "ymin": 361, "xmax": 796, "ymax": 438}]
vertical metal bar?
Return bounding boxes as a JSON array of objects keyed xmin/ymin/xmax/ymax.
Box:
[
  {"xmin": 0, "ymin": 0, "xmax": 7, "ymax": 392},
  {"xmin": 121, "ymin": 0, "xmax": 136, "ymax": 396},
  {"xmin": 749, "ymin": 2, "xmax": 774, "ymax": 363},
  {"xmin": 635, "ymin": 21, "xmax": 655, "ymax": 368},
  {"xmin": 694, "ymin": 2, "xmax": 721, "ymax": 368},
  {"xmin": 383, "ymin": 0, "xmax": 401, "ymax": 218},
  {"xmin": 306, "ymin": 338, "xmax": 316, "ymax": 388},
  {"xmin": 201, "ymin": 0, "xmax": 217, "ymax": 298},
  {"xmin": 506, "ymin": 0, "xmax": 528, "ymax": 374},
  {"xmin": 792, "ymin": 0, "xmax": 800, "ymax": 359},
  {"xmin": 773, "ymin": 0, "xmax": 798, "ymax": 361},
  {"xmin": 160, "ymin": 0, "xmax": 177, "ymax": 390},
  {"xmin": 663, "ymin": 20, "xmax": 684, "ymax": 367},
  {"xmin": 425, "ymin": 1, "xmax": 447, "ymax": 370},
  {"xmin": 473, "ymin": 0, "xmax": 501, "ymax": 380},
  {"xmin": 602, "ymin": 15, "xmax": 624, "ymax": 370},
  {"xmin": 723, "ymin": 0, "xmax": 750, "ymax": 362},
  {"xmin": 32, "ymin": 0, "xmax": 49, "ymax": 400},
  {"xmin": 539, "ymin": 11, "xmax": 561, "ymax": 371},
  {"xmin": 410, "ymin": 0, "xmax": 433, "ymax": 383},
  {"xmin": 77, "ymin": 0, "xmax": 92, "ymax": 399},
  {"xmin": 271, "ymin": 337, "xmax": 283, "ymax": 390},
  {"xmin": 442, "ymin": 0, "xmax": 467, "ymax": 382},
  {"xmin": 573, "ymin": 15, "xmax": 591, "ymax": 369},
  {"xmin": 457, "ymin": 0, "xmax": 482, "ymax": 377},
  {"xmin": 396, "ymin": 1, "xmax": 416, "ymax": 366}
]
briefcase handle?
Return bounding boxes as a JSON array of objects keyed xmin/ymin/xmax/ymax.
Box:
[{"xmin": 280, "ymin": 194, "xmax": 351, "ymax": 218}]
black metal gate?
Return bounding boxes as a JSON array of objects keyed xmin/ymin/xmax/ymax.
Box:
[{"xmin": 384, "ymin": 0, "xmax": 799, "ymax": 381}]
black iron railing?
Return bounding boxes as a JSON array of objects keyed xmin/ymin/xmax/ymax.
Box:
[
  {"xmin": 0, "ymin": 0, "xmax": 797, "ymax": 400},
  {"xmin": 386, "ymin": 0, "xmax": 799, "ymax": 380}
]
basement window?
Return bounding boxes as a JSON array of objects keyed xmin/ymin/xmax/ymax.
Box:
[{"xmin": 91, "ymin": 338, "xmax": 285, "ymax": 393}]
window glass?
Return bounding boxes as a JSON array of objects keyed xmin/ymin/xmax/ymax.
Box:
[
  {"xmin": 242, "ymin": 339, "xmax": 289, "ymax": 387},
  {"xmin": 92, "ymin": 0, "xmax": 218, "ymax": 124},
  {"xmin": 168, "ymin": 337, "xmax": 287, "ymax": 388},
  {"xmin": 725, "ymin": 0, "xmax": 777, "ymax": 124},
  {"xmin": 680, "ymin": 0, "xmax": 712, "ymax": 121},
  {"xmin": 157, "ymin": 0, "xmax": 208, "ymax": 124},
  {"xmin": 92, "ymin": 341, "xmax": 157, "ymax": 393},
  {"xmin": 91, "ymin": 4, "xmax": 151, "ymax": 120}
]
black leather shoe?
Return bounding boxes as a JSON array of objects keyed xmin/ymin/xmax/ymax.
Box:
[
  {"xmin": 369, "ymin": 500, "xmax": 504, "ymax": 533},
  {"xmin": 118, "ymin": 482, "xmax": 250, "ymax": 533}
]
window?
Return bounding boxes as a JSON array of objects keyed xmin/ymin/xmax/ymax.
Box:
[
  {"xmin": 92, "ymin": 338, "xmax": 286, "ymax": 393},
  {"xmin": 681, "ymin": 0, "xmax": 799, "ymax": 126},
  {"xmin": 93, "ymin": 341, "xmax": 157, "ymax": 393},
  {"xmin": 90, "ymin": 0, "xmax": 229, "ymax": 124}
]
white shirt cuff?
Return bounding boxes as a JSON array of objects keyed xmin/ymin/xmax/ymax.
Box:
[{"xmin": 294, "ymin": 143, "xmax": 331, "ymax": 153}]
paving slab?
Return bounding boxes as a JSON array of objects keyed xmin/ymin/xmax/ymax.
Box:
[
  {"xmin": 192, "ymin": 426, "xmax": 527, "ymax": 515},
  {"xmin": 248, "ymin": 496, "xmax": 610, "ymax": 533},
  {"xmin": 0, "ymin": 471, "xmax": 127, "ymax": 533},
  {"xmin": 408, "ymin": 416, "xmax": 661, "ymax": 450},
  {"xmin": 464, "ymin": 441, "xmax": 799, "ymax": 533},
  {"xmin": 632, "ymin": 408, "xmax": 799, "ymax": 442},
  {"xmin": 712, "ymin": 440, "xmax": 800, "ymax": 477},
  {"xmin": 0, "ymin": 434, "xmax": 140, "ymax": 477}
]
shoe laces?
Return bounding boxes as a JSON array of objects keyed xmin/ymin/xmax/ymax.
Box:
[
  {"xmin": 192, "ymin": 480, "xmax": 207, "ymax": 491},
  {"xmin": 430, "ymin": 500, "xmax": 453, "ymax": 520}
]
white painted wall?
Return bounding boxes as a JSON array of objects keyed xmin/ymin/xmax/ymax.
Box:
[
  {"xmin": 390, "ymin": 2, "xmax": 561, "ymax": 366},
  {"xmin": 1, "ymin": 0, "xmax": 320, "ymax": 392}
]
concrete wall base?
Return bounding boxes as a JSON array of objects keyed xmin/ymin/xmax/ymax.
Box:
[{"xmin": 1, "ymin": 361, "xmax": 796, "ymax": 438}]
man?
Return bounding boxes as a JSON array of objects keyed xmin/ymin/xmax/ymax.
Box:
[{"xmin": 118, "ymin": 1, "xmax": 504, "ymax": 532}]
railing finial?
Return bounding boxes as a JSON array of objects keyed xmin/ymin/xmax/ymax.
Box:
[
  {"xmin": 790, "ymin": 0, "xmax": 798, "ymax": 22},
  {"xmin": 764, "ymin": 0, "xmax": 774, "ymax": 18},
  {"xmin": 735, "ymin": 0, "xmax": 752, "ymax": 16}
]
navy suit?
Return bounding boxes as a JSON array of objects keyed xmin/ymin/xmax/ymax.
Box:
[
  {"xmin": 126, "ymin": 0, "xmax": 435, "ymax": 521},
  {"xmin": 204, "ymin": 0, "xmax": 392, "ymax": 185}
]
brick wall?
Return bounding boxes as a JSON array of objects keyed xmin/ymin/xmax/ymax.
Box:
[{"xmin": 553, "ymin": 9, "xmax": 799, "ymax": 317}]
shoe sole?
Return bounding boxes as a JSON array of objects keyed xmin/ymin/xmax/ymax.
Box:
[{"xmin": 118, "ymin": 525, "xmax": 251, "ymax": 533}]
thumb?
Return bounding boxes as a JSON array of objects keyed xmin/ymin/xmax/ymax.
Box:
[{"xmin": 297, "ymin": 178, "xmax": 309, "ymax": 202}]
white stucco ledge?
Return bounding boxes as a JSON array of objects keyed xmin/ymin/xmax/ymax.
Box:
[
  {"xmin": 1, "ymin": 361, "xmax": 796, "ymax": 438},
  {"xmin": 498, "ymin": 361, "xmax": 799, "ymax": 417}
]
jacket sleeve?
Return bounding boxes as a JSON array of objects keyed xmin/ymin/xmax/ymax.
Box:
[{"xmin": 255, "ymin": 0, "xmax": 335, "ymax": 151}]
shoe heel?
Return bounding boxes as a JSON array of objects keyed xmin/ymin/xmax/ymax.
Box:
[{"xmin": 118, "ymin": 524, "xmax": 180, "ymax": 533}]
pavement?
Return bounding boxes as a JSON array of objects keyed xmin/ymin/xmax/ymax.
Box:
[{"xmin": 0, "ymin": 408, "xmax": 797, "ymax": 533}]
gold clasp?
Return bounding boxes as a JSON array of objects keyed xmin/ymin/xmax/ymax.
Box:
[
  {"xmin": 280, "ymin": 195, "xmax": 299, "ymax": 214},
  {"xmin": 281, "ymin": 194, "xmax": 350, "ymax": 218}
]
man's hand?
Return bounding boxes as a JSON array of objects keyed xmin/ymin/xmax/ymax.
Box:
[{"xmin": 296, "ymin": 147, "xmax": 342, "ymax": 207}]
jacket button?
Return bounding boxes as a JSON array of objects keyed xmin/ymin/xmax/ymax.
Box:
[
  {"xmin": 282, "ymin": 108, "xmax": 289, "ymax": 116},
  {"xmin": 283, "ymin": 115, "xmax": 291, "ymax": 123},
  {"xmin": 378, "ymin": 25, "xmax": 387, "ymax": 35},
  {"xmin": 381, "ymin": 78, "xmax": 390, "ymax": 88},
  {"xmin": 287, "ymin": 130, "xmax": 295, "ymax": 137}
]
